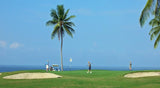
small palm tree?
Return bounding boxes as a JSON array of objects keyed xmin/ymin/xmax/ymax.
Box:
[
  {"xmin": 46, "ymin": 5, "xmax": 75, "ymax": 71},
  {"xmin": 149, "ymin": 16, "xmax": 160, "ymax": 48},
  {"xmin": 140, "ymin": 0, "xmax": 160, "ymax": 27}
]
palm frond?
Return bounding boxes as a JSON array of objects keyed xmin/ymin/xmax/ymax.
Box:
[
  {"xmin": 149, "ymin": 26, "xmax": 160, "ymax": 35},
  {"xmin": 140, "ymin": 0, "xmax": 155, "ymax": 27},
  {"xmin": 51, "ymin": 24, "xmax": 60, "ymax": 39},
  {"xmin": 150, "ymin": 27, "xmax": 160, "ymax": 40},
  {"xmin": 58, "ymin": 29, "xmax": 60, "ymax": 40},
  {"xmin": 57, "ymin": 5, "xmax": 64, "ymax": 20},
  {"xmin": 154, "ymin": 33, "xmax": 160, "ymax": 48},
  {"xmin": 46, "ymin": 20, "xmax": 58, "ymax": 26},
  {"xmin": 64, "ymin": 24, "xmax": 75, "ymax": 33},
  {"xmin": 149, "ymin": 18, "xmax": 159, "ymax": 27},
  {"xmin": 63, "ymin": 25, "xmax": 73, "ymax": 38},
  {"xmin": 46, "ymin": 4, "xmax": 75, "ymax": 41},
  {"xmin": 60, "ymin": 27, "xmax": 65, "ymax": 38},
  {"xmin": 64, "ymin": 15, "xmax": 76, "ymax": 21},
  {"xmin": 150, "ymin": 30, "xmax": 159, "ymax": 40},
  {"xmin": 155, "ymin": 0, "xmax": 160, "ymax": 16},
  {"xmin": 63, "ymin": 9, "xmax": 69, "ymax": 20},
  {"xmin": 64, "ymin": 22, "xmax": 75, "ymax": 26},
  {"xmin": 50, "ymin": 9, "xmax": 58, "ymax": 20}
]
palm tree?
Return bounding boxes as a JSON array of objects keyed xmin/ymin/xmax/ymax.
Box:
[
  {"xmin": 149, "ymin": 16, "xmax": 160, "ymax": 48},
  {"xmin": 140, "ymin": 0, "xmax": 160, "ymax": 27},
  {"xmin": 46, "ymin": 5, "xmax": 75, "ymax": 71}
]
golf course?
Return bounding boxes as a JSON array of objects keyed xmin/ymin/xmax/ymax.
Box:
[
  {"xmin": 1, "ymin": 0, "xmax": 160, "ymax": 87},
  {"xmin": 1, "ymin": 70, "xmax": 160, "ymax": 88}
]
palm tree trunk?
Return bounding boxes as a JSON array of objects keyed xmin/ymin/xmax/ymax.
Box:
[{"xmin": 61, "ymin": 33, "xmax": 63, "ymax": 71}]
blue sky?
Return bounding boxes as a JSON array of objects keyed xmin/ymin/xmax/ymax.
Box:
[{"xmin": 0, "ymin": 0, "xmax": 160, "ymax": 67}]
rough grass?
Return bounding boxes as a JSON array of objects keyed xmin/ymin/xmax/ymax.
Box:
[{"xmin": 0, "ymin": 70, "xmax": 160, "ymax": 88}]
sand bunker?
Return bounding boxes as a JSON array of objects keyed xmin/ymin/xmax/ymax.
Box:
[
  {"xmin": 3, "ymin": 73, "xmax": 62, "ymax": 79},
  {"xmin": 0, "ymin": 73, "xmax": 1, "ymax": 75},
  {"xmin": 124, "ymin": 72, "xmax": 160, "ymax": 78}
]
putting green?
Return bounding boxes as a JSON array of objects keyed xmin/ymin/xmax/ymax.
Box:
[{"xmin": 1, "ymin": 70, "xmax": 160, "ymax": 88}]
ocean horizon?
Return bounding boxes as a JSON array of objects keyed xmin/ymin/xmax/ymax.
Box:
[{"xmin": 1, "ymin": 65, "xmax": 160, "ymax": 72}]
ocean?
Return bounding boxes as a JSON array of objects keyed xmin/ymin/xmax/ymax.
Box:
[{"xmin": 0, "ymin": 65, "xmax": 160, "ymax": 72}]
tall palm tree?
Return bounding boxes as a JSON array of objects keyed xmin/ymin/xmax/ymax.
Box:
[
  {"xmin": 149, "ymin": 16, "xmax": 160, "ymax": 48},
  {"xmin": 46, "ymin": 5, "xmax": 75, "ymax": 71},
  {"xmin": 140, "ymin": 0, "xmax": 160, "ymax": 27}
]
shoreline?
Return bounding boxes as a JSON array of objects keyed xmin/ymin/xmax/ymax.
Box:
[
  {"xmin": 1, "ymin": 65, "xmax": 160, "ymax": 72},
  {"xmin": 0, "ymin": 65, "xmax": 160, "ymax": 72}
]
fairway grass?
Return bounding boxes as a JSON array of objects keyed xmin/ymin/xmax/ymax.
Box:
[{"xmin": 0, "ymin": 70, "xmax": 160, "ymax": 88}]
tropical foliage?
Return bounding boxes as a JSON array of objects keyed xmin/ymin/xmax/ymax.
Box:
[
  {"xmin": 140, "ymin": 0, "xmax": 160, "ymax": 48},
  {"xmin": 46, "ymin": 5, "xmax": 75, "ymax": 71},
  {"xmin": 149, "ymin": 16, "xmax": 160, "ymax": 48},
  {"xmin": 140, "ymin": 0, "xmax": 160, "ymax": 27}
]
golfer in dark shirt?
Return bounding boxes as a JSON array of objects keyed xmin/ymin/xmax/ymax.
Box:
[{"xmin": 88, "ymin": 61, "xmax": 92, "ymax": 73}]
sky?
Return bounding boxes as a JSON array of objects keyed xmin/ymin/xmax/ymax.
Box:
[{"xmin": 0, "ymin": 0, "xmax": 160, "ymax": 68}]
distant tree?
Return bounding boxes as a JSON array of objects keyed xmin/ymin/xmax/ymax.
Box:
[
  {"xmin": 140, "ymin": 0, "xmax": 160, "ymax": 27},
  {"xmin": 46, "ymin": 5, "xmax": 76, "ymax": 71},
  {"xmin": 149, "ymin": 16, "xmax": 160, "ymax": 48}
]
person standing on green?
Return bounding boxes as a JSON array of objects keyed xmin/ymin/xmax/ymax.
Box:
[
  {"xmin": 46, "ymin": 64, "xmax": 49, "ymax": 72},
  {"xmin": 129, "ymin": 61, "xmax": 132, "ymax": 71},
  {"xmin": 87, "ymin": 61, "xmax": 92, "ymax": 73}
]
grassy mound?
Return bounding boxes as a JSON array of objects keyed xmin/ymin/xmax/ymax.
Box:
[{"xmin": 0, "ymin": 70, "xmax": 160, "ymax": 88}]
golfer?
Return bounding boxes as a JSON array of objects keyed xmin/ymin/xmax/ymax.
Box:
[
  {"xmin": 87, "ymin": 61, "xmax": 92, "ymax": 73},
  {"xmin": 46, "ymin": 64, "xmax": 49, "ymax": 72}
]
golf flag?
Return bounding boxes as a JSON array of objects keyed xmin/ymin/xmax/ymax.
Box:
[{"xmin": 70, "ymin": 58, "xmax": 72, "ymax": 62}]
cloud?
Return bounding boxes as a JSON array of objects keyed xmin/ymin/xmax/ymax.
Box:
[
  {"xmin": 0, "ymin": 40, "xmax": 6, "ymax": 48},
  {"xmin": 10, "ymin": 42, "xmax": 23, "ymax": 49}
]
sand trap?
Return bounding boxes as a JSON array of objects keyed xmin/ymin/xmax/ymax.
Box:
[
  {"xmin": 3, "ymin": 73, "xmax": 62, "ymax": 79},
  {"xmin": 124, "ymin": 72, "xmax": 160, "ymax": 78},
  {"xmin": 0, "ymin": 73, "xmax": 1, "ymax": 75}
]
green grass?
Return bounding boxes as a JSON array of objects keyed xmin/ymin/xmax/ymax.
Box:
[{"xmin": 1, "ymin": 70, "xmax": 160, "ymax": 88}]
